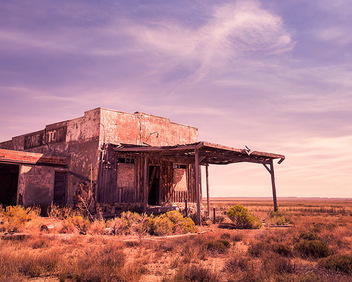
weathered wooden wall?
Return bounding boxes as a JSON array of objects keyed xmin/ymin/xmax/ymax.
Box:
[{"xmin": 97, "ymin": 149, "xmax": 141, "ymax": 204}]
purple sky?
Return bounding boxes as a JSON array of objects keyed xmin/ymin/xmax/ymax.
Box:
[{"xmin": 1, "ymin": 0, "xmax": 351, "ymax": 198}]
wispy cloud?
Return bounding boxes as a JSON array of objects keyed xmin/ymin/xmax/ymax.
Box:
[
  {"xmin": 125, "ymin": 1, "xmax": 293, "ymax": 83},
  {"xmin": 1, "ymin": 0, "xmax": 351, "ymax": 197}
]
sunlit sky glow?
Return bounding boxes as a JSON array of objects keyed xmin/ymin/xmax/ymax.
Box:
[{"xmin": 1, "ymin": 0, "xmax": 351, "ymax": 198}]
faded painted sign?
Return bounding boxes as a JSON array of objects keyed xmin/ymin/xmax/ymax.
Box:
[{"xmin": 24, "ymin": 127, "xmax": 67, "ymax": 149}]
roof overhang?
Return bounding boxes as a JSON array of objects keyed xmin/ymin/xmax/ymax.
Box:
[
  {"xmin": 113, "ymin": 141, "xmax": 285, "ymax": 165},
  {"xmin": 0, "ymin": 149, "xmax": 68, "ymax": 167}
]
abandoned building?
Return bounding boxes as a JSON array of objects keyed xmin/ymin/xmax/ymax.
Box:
[{"xmin": 0, "ymin": 108, "xmax": 285, "ymax": 223}]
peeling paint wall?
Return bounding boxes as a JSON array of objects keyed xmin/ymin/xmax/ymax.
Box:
[
  {"xmin": 18, "ymin": 165, "xmax": 55, "ymax": 207},
  {"xmin": 0, "ymin": 108, "xmax": 101, "ymax": 208},
  {"xmin": 0, "ymin": 107, "xmax": 200, "ymax": 210},
  {"xmin": 100, "ymin": 108, "xmax": 198, "ymax": 147}
]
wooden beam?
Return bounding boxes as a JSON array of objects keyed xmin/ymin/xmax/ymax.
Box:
[
  {"xmin": 114, "ymin": 141, "xmax": 285, "ymax": 162},
  {"xmin": 270, "ymin": 159, "xmax": 278, "ymax": 211},
  {"xmin": 195, "ymin": 149, "xmax": 201, "ymax": 225},
  {"xmin": 0, "ymin": 149, "xmax": 68, "ymax": 167},
  {"xmin": 206, "ymin": 164, "xmax": 210, "ymax": 217},
  {"xmin": 114, "ymin": 144, "xmax": 198, "ymax": 153},
  {"xmin": 143, "ymin": 156, "xmax": 148, "ymax": 213},
  {"xmin": 263, "ymin": 163, "xmax": 271, "ymax": 174},
  {"xmin": 201, "ymin": 141, "xmax": 285, "ymax": 160}
]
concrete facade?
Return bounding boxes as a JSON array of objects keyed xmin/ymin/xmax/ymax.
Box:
[{"xmin": 0, "ymin": 108, "xmax": 198, "ymax": 213}]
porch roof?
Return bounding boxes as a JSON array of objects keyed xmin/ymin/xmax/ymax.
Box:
[
  {"xmin": 0, "ymin": 149, "xmax": 68, "ymax": 167},
  {"xmin": 113, "ymin": 141, "xmax": 285, "ymax": 165}
]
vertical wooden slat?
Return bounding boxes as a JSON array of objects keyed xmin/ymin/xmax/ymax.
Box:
[
  {"xmin": 159, "ymin": 165, "xmax": 163, "ymax": 205},
  {"xmin": 135, "ymin": 156, "xmax": 139, "ymax": 203}
]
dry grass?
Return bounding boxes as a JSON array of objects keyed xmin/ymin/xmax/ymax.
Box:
[{"xmin": 1, "ymin": 199, "xmax": 352, "ymax": 281}]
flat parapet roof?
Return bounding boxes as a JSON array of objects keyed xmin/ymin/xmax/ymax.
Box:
[{"xmin": 114, "ymin": 141, "xmax": 285, "ymax": 165}]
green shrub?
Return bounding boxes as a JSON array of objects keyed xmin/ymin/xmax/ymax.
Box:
[
  {"xmin": 165, "ymin": 211, "xmax": 197, "ymax": 234},
  {"xmin": 233, "ymin": 233, "xmax": 244, "ymax": 242},
  {"xmin": 248, "ymin": 242, "xmax": 268, "ymax": 257},
  {"xmin": 109, "ymin": 217, "xmax": 124, "ymax": 235},
  {"xmin": 110, "ymin": 211, "xmax": 196, "ymax": 236},
  {"xmin": 69, "ymin": 215, "xmax": 91, "ymax": 234},
  {"xmin": 180, "ymin": 217, "xmax": 198, "ymax": 233},
  {"xmin": 59, "ymin": 219, "xmax": 75, "ymax": 234},
  {"xmin": 227, "ymin": 205, "xmax": 262, "ymax": 229},
  {"xmin": 120, "ymin": 211, "xmax": 142, "ymax": 235},
  {"xmin": 3, "ymin": 206, "xmax": 36, "ymax": 232},
  {"xmin": 294, "ymin": 240, "xmax": 331, "ymax": 258},
  {"xmin": 318, "ymin": 253, "xmax": 352, "ymax": 274},
  {"xmin": 312, "ymin": 222, "xmax": 337, "ymax": 233},
  {"xmin": 272, "ymin": 243, "xmax": 292, "ymax": 257},
  {"xmin": 269, "ymin": 209, "xmax": 292, "ymax": 225},
  {"xmin": 275, "ymin": 258, "xmax": 295, "ymax": 275},
  {"xmin": 165, "ymin": 210, "xmax": 184, "ymax": 225},
  {"xmin": 299, "ymin": 231, "xmax": 321, "ymax": 241},
  {"xmin": 226, "ymin": 256, "xmax": 250, "ymax": 272},
  {"xmin": 152, "ymin": 214, "xmax": 174, "ymax": 236},
  {"xmin": 203, "ymin": 239, "xmax": 230, "ymax": 255},
  {"xmin": 173, "ymin": 264, "xmax": 220, "ymax": 282},
  {"xmin": 263, "ymin": 254, "xmax": 295, "ymax": 274},
  {"xmin": 137, "ymin": 214, "xmax": 154, "ymax": 235},
  {"xmin": 220, "ymin": 233, "xmax": 231, "ymax": 239},
  {"xmin": 88, "ymin": 219, "xmax": 106, "ymax": 235}
]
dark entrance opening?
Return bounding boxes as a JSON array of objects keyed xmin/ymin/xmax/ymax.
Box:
[
  {"xmin": 0, "ymin": 163, "xmax": 19, "ymax": 206},
  {"xmin": 148, "ymin": 165, "xmax": 160, "ymax": 205},
  {"xmin": 53, "ymin": 172, "xmax": 67, "ymax": 205}
]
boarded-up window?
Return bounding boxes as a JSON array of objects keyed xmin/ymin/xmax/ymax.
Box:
[
  {"xmin": 117, "ymin": 163, "xmax": 135, "ymax": 188},
  {"xmin": 116, "ymin": 158, "xmax": 136, "ymax": 203},
  {"xmin": 173, "ymin": 168, "xmax": 187, "ymax": 191}
]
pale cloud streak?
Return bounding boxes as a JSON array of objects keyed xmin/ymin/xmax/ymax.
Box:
[{"xmin": 125, "ymin": 1, "xmax": 293, "ymax": 83}]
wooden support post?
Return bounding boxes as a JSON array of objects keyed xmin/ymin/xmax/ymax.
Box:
[
  {"xmin": 90, "ymin": 164, "xmax": 93, "ymax": 199},
  {"xmin": 213, "ymin": 207, "xmax": 216, "ymax": 224},
  {"xmin": 185, "ymin": 198, "xmax": 188, "ymax": 217},
  {"xmin": 270, "ymin": 159, "xmax": 278, "ymax": 212},
  {"xmin": 195, "ymin": 149, "xmax": 201, "ymax": 225},
  {"xmin": 143, "ymin": 156, "xmax": 148, "ymax": 213},
  {"xmin": 206, "ymin": 164, "xmax": 210, "ymax": 217}
]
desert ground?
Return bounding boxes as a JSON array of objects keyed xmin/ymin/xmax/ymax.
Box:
[{"xmin": 1, "ymin": 197, "xmax": 352, "ymax": 281}]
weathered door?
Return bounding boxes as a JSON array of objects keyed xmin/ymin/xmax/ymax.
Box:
[
  {"xmin": 148, "ymin": 165, "xmax": 160, "ymax": 205},
  {"xmin": 53, "ymin": 172, "xmax": 67, "ymax": 205}
]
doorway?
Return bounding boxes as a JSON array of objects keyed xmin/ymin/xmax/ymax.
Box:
[
  {"xmin": 148, "ymin": 165, "xmax": 160, "ymax": 205},
  {"xmin": 53, "ymin": 172, "xmax": 67, "ymax": 205},
  {"xmin": 0, "ymin": 163, "xmax": 19, "ymax": 206}
]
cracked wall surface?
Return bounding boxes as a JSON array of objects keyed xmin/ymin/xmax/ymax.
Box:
[{"xmin": 0, "ymin": 108, "xmax": 199, "ymax": 211}]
